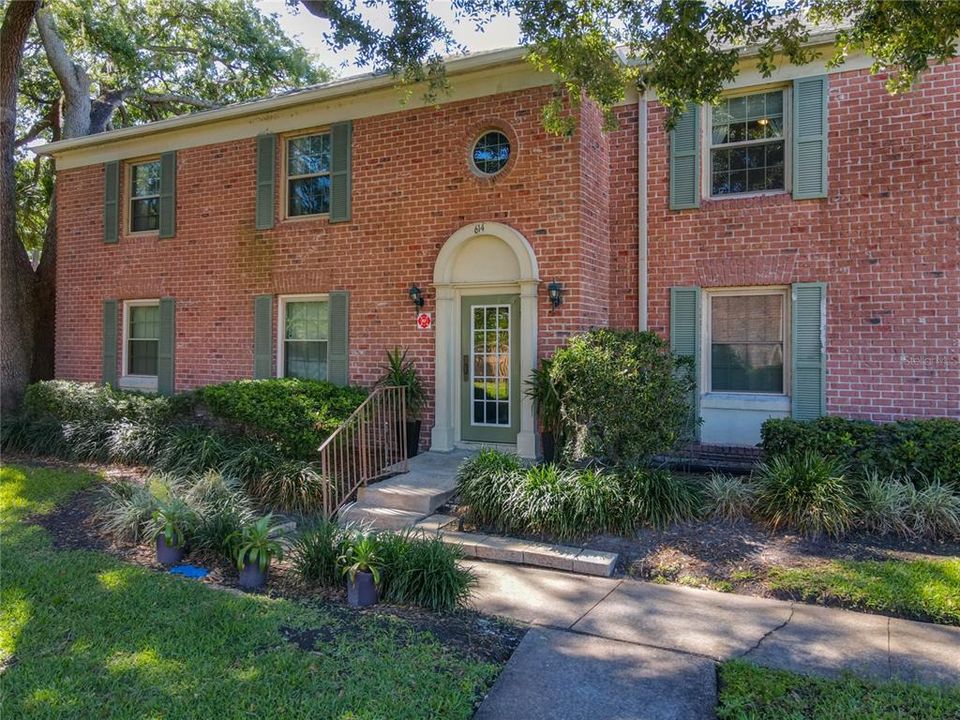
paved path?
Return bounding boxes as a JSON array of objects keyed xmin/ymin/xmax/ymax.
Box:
[{"xmin": 467, "ymin": 561, "xmax": 960, "ymax": 720}]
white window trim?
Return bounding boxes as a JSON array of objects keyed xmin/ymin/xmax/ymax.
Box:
[
  {"xmin": 282, "ymin": 130, "xmax": 332, "ymax": 221},
  {"xmin": 120, "ymin": 299, "xmax": 160, "ymax": 392},
  {"xmin": 277, "ymin": 293, "xmax": 330, "ymax": 379},
  {"xmin": 127, "ymin": 158, "xmax": 161, "ymax": 235},
  {"xmin": 701, "ymin": 85, "xmax": 792, "ymax": 201},
  {"xmin": 700, "ymin": 286, "xmax": 791, "ymax": 401}
]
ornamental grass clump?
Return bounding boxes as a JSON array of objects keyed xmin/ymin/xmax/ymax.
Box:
[
  {"xmin": 753, "ymin": 452, "xmax": 856, "ymax": 538},
  {"xmin": 291, "ymin": 517, "xmax": 351, "ymax": 587},
  {"xmin": 905, "ymin": 480, "xmax": 960, "ymax": 540},
  {"xmin": 246, "ymin": 459, "xmax": 328, "ymax": 515},
  {"xmin": 455, "ymin": 448, "xmax": 523, "ymax": 528},
  {"xmin": 703, "ymin": 473, "xmax": 757, "ymax": 522},
  {"xmin": 856, "ymin": 471, "xmax": 912, "ymax": 537},
  {"xmin": 93, "ymin": 480, "xmax": 161, "ymax": 543},
  {"xmin": 379, "ymin": 533, "xmax": 476, "ymax": 613},
  {"xmin": 621, "ymin": 468, "xmax": 702, "ymax": 530}
]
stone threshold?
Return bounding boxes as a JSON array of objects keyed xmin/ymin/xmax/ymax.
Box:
[{"xmin": 414, "ymin": 514, "xmax": 618, "ymax": 578}]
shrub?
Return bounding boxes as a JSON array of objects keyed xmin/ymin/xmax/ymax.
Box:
[
  {"xmin": 245, "ymin": 459, "xmax": 328, "ymax": 515},
  {"xmin": 761, "ymin": 416, "xmax": 960, "ymax": 487},
  {"xmin": 622, "ymin": 468, "xmax": 702, "ymax": 530},
  {"xmin": 195, "ymin": 379, "xmax": 367, "ymax": 459},
  {"xmin": 0, "ymin": 415, "xmax": 67, "ymax": 457},
  {"xmin": 905, "ymin": 481, "xmax": 960, "ymax": 540},
  {"xmin": 456, "ymin": 449, "xmax": 524, "ymax": 528},
  {"xmin": 506, "ymin": 464, "xmax": 582, "ymax": 539},
  {"xmin": 703, "ymin": 473, "xmax": 757, "ymax": 522},
  {"xmin": 379, "ymin": 534, "xmax": 476, "ymax": 612},
  {"xmin": 549, "ymin": 329, "xmax": 695, "ymax": 466},
  {"xmin": 219, "ymin": 440, "xmax": 283, "ymax": 484},
  {"xmin": 856, "ymin": 472, "xmax": 912, "ymax": 537},
  {"xmin": 754, "ymin": 452, "xmax": 856, "ymax": 538},
  {"xmin": 291, "ymin": 518, "xmax": 351, "ymax": 587}
]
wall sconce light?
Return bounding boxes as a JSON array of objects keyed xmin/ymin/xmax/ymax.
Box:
[
  {"xmin": 408, "ymin": 284, "xmax": 425, "ymax": 310},
  {"xmin": 547, "ymin": 280, "xmax": 564, "ymax": 310}
]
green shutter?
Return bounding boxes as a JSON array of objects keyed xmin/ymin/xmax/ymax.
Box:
[
  {"xmin": 669, "ymin": 106, "xmax": 700, "ymax": 210},
  {"xmin": 253, "ymin": 295, "xmax": 273, "ymax": 379},
  {"xmin": 157, "ymin": 297, "xmax": 176, "ymax": 396},
  {"xmin": 792, "ymin": 75, "xmax": 829, "ymax": 199},
  {"xmin": 158, "ymin": 151, "xmax": 177, "ymax": 238},
  {"xmin": 791, "ymin": 282, "xmax": 827, "ymax": 419},
  {"xmin": 255, "ymin": 134, "xmax": 276, "ymax": 230},
  {"xmin": 329, "ymin": 121, "xmax": 352, "ymax": 223},
  {"xmin": 102, "ymin": 300, "xmax": 118, "ymax": 387},
  {"xmin": 670, "ymin": 286, "xmax": 700, "ymax": 440},
  {"xmin": 327, "ymin": 291, "xmax": 349, "ymax": 386},
  {"xmin": 104, "ymin": 161, "xmax": 119, "ymax": 243}
]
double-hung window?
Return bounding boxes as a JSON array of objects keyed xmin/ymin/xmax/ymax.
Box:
[
  {"xmin": 708, "ymin": 290, "xmax": 787, "ymax": 394},
  {"xmin": 123, "ymin": 300, "xmax": 160, "ymax": 384},
  {"xmin": 286, "ymin": 133, "xmax": 331, "ymax": 217},
  {"xmin": 280, "ymin": 296, "xmax": 329, "ymax": 380},
  {"xmin": 129, "ymin": 159, "xmax": 161, "ymax": 232},
  {"xmin": 710, "ymin": 90, "xmax": 786, "ymax": 197}
]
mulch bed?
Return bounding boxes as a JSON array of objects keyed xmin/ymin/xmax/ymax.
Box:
[
  {"xmin": 445, "ymin": 501, "xmax": 960, "ymax": 602},
  {"xmin": 21, "ymin": 461, "xmax": 524, "ymax": 667}
]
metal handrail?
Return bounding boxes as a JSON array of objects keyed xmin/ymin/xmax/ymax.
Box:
[{"xmin": 317, "ymin": 385, "xmax": 408, "ymax": 517}]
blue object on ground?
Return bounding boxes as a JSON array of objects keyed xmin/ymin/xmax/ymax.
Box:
[{"xmin": 169, "ymin": 564, "xmax": 208, "ymax": 579}]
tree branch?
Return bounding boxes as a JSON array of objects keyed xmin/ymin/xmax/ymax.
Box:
[{"xmin": 35, "ymin": 8, "xmax": 91, "ymax": 139}]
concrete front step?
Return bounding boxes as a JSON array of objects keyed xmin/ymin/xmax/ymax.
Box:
[
  {"xmin": 360, "ymin": 480, "xmax": 457, "ymax": 515},
  {"xmin": 339, "ymin": 503, "xmax": 427, "ymax": 530},
  {"xmin": 415, "ymin": 515, "xmax": 619, "ymax": 577}
]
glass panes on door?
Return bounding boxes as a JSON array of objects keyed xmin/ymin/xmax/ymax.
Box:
[{"xmin": 471, "ymin": 304, "xmax": 511, "ymax": 426}]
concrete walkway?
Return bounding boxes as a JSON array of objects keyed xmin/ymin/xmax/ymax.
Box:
[{"xmin": 468, "ymin": 561, "xmax": 960, "ymax": 720}]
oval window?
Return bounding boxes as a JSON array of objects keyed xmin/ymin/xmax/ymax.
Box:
[{"xmin": 471, "ymin": 130, "xmax": 511, "ymax": 176}]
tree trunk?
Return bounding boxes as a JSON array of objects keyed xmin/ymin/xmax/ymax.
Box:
[{"xmin": 0, "ymin": 1, "xmax": 42, "ymax": 412}]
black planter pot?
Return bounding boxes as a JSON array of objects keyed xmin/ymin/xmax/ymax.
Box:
[
  {"xmin": 406, "ymin": 419, "xmax": 422, "ymax": 459},
  {"xmin": 238, "ymin": 556, "xmax": 269, "ymax": 589},
  {"xmin": 346, "ymin": 571, "xmax": 379, "ymax": 607},
  {"xmin": 541, "ymin": 431, "xmax": 556, "ymax": 463},
  {"xmin": 156, "ymin": 535, "xmax": 185, "ymax": 565}
]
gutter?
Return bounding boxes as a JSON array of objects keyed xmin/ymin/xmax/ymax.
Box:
[
  {"xmin": 33, "ymin": 46, "xmax": 530, "ymax": 157},
  {"xmin": 637, "ymin": 91, "xmax": 648, "ymax": 331}
]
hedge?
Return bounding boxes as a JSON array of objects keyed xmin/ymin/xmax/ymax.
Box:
[
  {"xmin": 760, "ymin": 416, "xmax": 960, "ymax": 487},
  {"xmin": 3, "ymin": 379, "xmax": 367, "ymax": 464}
]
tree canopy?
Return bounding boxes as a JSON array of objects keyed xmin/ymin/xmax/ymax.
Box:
[
  {"xmin": 15, "ymin": 0, "xmax": 328, "ymax": 253},
  {"xmin": 296, "ymin": 0, "xmax": 960, "ymax": 132}
]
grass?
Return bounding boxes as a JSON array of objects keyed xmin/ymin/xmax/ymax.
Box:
[
  {"xmin": 767, "ymin": 558, "xmax": 960, "ymax": 625},
  {"xmin": 717, "ymin": 660, "xmax": 960, "ymax": 719},
  {"xmin": 0, "ymin": 463, "xmax": 497, "ymax": 719}
]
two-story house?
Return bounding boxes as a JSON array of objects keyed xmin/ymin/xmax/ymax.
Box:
[{"xmin": 37, "ymin": 40, "xmax": 959, "ymax": 456}]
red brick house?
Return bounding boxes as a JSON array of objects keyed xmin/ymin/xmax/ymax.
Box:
[{"xmin": 37, "ymin": 42, "xmax": 959, "ymax": 455}]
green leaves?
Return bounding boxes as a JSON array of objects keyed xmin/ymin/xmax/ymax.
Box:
[{"xmin": 550, "ymin": 329, "xmax": 693, "ymax": 467}]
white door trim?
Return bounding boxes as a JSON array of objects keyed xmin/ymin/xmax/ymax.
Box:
[{"xmin": 431, "ymin": 222, "xmax": 539, "ymax": 458}]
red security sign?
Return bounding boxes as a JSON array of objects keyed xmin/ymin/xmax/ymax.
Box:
[{"xmin": 416, "ymin": 312, "xmax": 432, "ymax": 330}]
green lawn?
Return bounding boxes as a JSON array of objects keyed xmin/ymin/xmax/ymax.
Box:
[
  {"xmin": 0, "ymin": 464, "xmax": 497, "ymax": 719},
  {"xmin": 767, "ymin": 558, "xmax": 960, "ymax": 625},
  {"xmin": 717, "ymin": 661, "xmax": 960, "ymax": 720}
]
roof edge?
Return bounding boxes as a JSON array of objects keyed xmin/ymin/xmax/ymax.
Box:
[{"xmin": 35, "ymin": 46, "xmax": 530, "ymax": 157}]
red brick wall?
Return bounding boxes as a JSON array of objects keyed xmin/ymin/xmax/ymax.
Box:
[
  {"xmin": 55, "ymin": 62, "xmax": 960, "ymax": 435},
  {"xmin": 632, "ymin": 61, "xmax": 960, "ymax": 420},
  {"xmin": 55, "ymin": 86, "xmax": 604, "ymax": 437}
]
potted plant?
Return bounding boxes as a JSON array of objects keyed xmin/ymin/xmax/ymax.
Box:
[
  {"xmin": 151, "ymin": 499, "xmax": 194, "ymax": 565},
  {"xmin": 377, "ymin": 347, "xmax": 426, "ymax": 458},
  {"xmin": 339, "ymin": 535, "xmax": 382, "ymax": 607},
  {"xmin": 228, "ymin": 514, "xmax": 285, "ymax": 589},
  {"xmin": 525, "ymin": 358, "xmax": 565, "ymax": 462}
]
